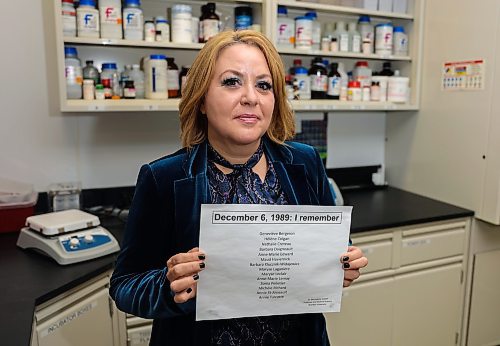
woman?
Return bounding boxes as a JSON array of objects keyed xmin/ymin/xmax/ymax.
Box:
[{"xmin": 110, "ymin": 30, "xmax": 368, "ymax": 345}]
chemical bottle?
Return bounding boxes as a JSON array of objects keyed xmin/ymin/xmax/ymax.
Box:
[
  {"xmin": 348, "ymin": 22, "xmax": 361, "ymax": 53},
  {"xmin": 358, "ymin": 16, "xmax": 374, "ymax": 54},
  {"xmin": 294, "ymin": 67, "xmax": 311, "ymax": 100},
  {"xmin": 77, "ymin": 0, "xmax": 99, "ymax": 38},
  {"xmin": 393, "ymin": 26, "xmax": 409, "ymax": 56},
  {"xmin": 379, "ymin": 61, "xmax": 395, "ymax": 76},
  {"xmin": 123, "ymin": 0, "xmax": 144, "ymax": 40},
  {"xmin": 234, "ymin": 6, "xmax": 253, "ymax": 30},
  {"xmin": 155, "ymin": 16, "xmax": 170, "ymax": 42},
  {"xmin": 99, "ymin": 0, "xmax": 122, "ymax": 39},
  {"xmin": 309, "ymin": 57, "xmax": 328, "ymax": 99},
  {"xmin": 144, "ymin": 19, "xmax": 155, "ymax": 42},
  {"xmin": 172, "ymin": 4, "xmax": 193, "ymax": 43},
  {"xmin": 201, "ymin": 3, "xmax": 220, "ymax": 42},
  {"xmin": 375, "ymin": 23, "xmax": 393, "ymax": 56},
  {"xmin": 64, "ymin": 47, "xmax": 82, "ymax": 99},
  {"xmin": 123, "ymin": 81, "xmax": 136, "ymax": 99},
  {"xmin": 179, "ymin": 65, "xmax": 190, "ymax": 96},
  {"xmin": 327, "ymin": 62, "xmax": 341, "ymax": 100},
  {"xmin": 167, "ymin": 57, "xmax": 180, "ymax": 98},
  {"xmin": 305, "ymin": 11, "xmax": 321, "ymax": 51},
  {"xmin": 120, "ymin": 64, "xmax": 132, "ymax": 97},
  {"xmin": 353, "ymin": 61, "xmax": 372, "ymax": 88},
  {"xmin": 387, "ymin": 70, "xmax": 409, "ymax": 103},
  {"xmin": 145, "ymin": 55, "xmax": 168, "ymax": 99},
  {"xmin": 129, "ymin": 64, "xmax": 145, "ymax": 99},
  {"xmin": 101, "ymin": 63, "xmax": 120, "ymax": 97},
  {"xmin": 294, "ymin": 16, "xmax": 313, "ymax": 50},
  {"xmin": 62, "ymin": 0, "xmax": 77, "ymax": 37},
  {"xmin": 82, "ymin": 60, "xmax": 100, "ymax": 85},
  {"xmin": 334, "ymin": 21, "xmax": 349, "ymax": 52},
  {"xmin": 337, "ymin": 62, "xmax": 348, "ymax": 101},
  {"xmin": 276, "ymin": 6, "xmax": 295, "ymax": 49},
  {"xmin": 347, "ymin": 81, "xmax": 362, "ymax": 101}
]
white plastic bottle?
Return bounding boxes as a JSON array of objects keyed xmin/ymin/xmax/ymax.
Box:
[
  {"xmin": 276, "ymin": 6, "xmax": 294, "ymax": 49},
  {"xmin": 62, "ymin": 0, "xmax": 77, "ymax": 37},
  {"xmin": 99, "ymin": 0, "xmax": 122, "ymax": 39},
  {"xmin": 77, "ymin": 0, "xmax": 99, "ymax": 38},
  {"xmin": 294, "ymin": 16, "xmax": 313, "ymax": 50},
  {"xmin": 388, "ymin": 70, "xmax": 409, "ymax": 103},
  {"xmin": 123, "ymin": 0, "xmax": 144, "ymax": 41},
  {"xmin": 358, "ymin": 15, "xmax": 374, "ymax": 54},
  {"xmin": 145, "ymin": 55, "xmax": 168, "ymax": 99},
  {"xmin": 348, "ymin": 22, "xmax": 361, "ymax": 53},
  {"xmin": 129, "ymin": 64, "xmax": 145, "ymax": 99},
  {"xmin": 172, "ymin": 4, "xmax": 193, "ymax": 43},
  {"xmin": 305, "ymin": 11, "xmax": 321, "ymax": 51},
  {"xmin": 375, "ymin": 23, "xmax": 393, "ymax": 56},
  {"xmin": 393, "ymin": 26, "xmax": 409, "ymax": 56},
  {"xmin": 155, "ymin": 16, "xmax": 170, "ymax": 42},
  {"xmin": 294, "ymin": 67, "xmax": 311, "ymax": 100},
  {"xmin": 353, "ymin": 60, "xmax": 372, "ymax": 88},
  {"xmin": 64, "ymin": 47, "xmax": 82, "ymax": 99},
  {"xmin": 334, "ymin": 21, "xmax": 349, "ymax": 52},
  {"xmin": 337, "ymin": 62, "xmax": 348, "ymax": 101}
]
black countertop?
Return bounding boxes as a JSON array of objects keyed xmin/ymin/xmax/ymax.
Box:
[{"xmin": 0, "ymin": 187, "xmax": 473, "ymax": 346}]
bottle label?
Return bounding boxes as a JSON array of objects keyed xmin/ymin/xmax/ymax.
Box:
[
  {"xmin": 124, "ymin": 87, "xmax": 136, "ymax": 98},
  {"xmin": 78, "ymin": 12, "xmax": 98, "ymax": 32},
  {"xmin": 295, "ymin": 76, "xmax": 311, "ymax": 99},
  {"xmin": 352, "ymin": 35, "xmax": 361, "ymax": 53},
  {"xmin": 327, "ymin": 76, "xmax": 341, "ymax": 96},
  {"xmin": 339, "ymin": 33, "xmax": 349, "ymax": 52},
  {"xmin": 310, "ymin": 75, "xmax": 328, "ymax": 92},
  {"xmin": 65, "ymin": 66, "xmax": 83, "ymax": 85},
  {"xmin": 235, "ymin": 15, "xmax": 252, "ymax": 30},
  {"xmin": 124, "ymin": 11, "xmax": 142, "ymax": 30},
  {"xmin": 100, "ymin": 7, "xmax": 122, "ymax": 24},
  {"xmin": 203, "ymin": 19, "xmax": 219, "ymax": 41},
  {"xmin": 167, "ymin": 70, "xmax": 180, "ymax": 90},
  {"xmin": 277, "ymin": 22, "xmax": 294, "ymax": 45}
]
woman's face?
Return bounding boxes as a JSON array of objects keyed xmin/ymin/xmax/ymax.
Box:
[{"xmin": 202, "ymin": 43, "xmax": 275, "ymax": 150}]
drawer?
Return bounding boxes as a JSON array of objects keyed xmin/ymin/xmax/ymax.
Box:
[
  {"xmin": 357, "ymin": 240, "xmax": 392, "ymax": 273},
  {"xmin": 128, "ymin": 324, "xmax": 153, "ymax": 346},
  {"xmin": 400, "ymin": 228, "xmax": 465, "ymax": 266},
  {"xmin": 127, "ymin": 315, "xmax": 153, "ymax": 328}
]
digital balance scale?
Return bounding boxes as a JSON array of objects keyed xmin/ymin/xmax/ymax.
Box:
[{"xmin": 16, "ymin": 209, "xmax": 120, "ymax": 265}]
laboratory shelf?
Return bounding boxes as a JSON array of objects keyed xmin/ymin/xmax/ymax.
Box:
[
  {"xmin": 276, "ymin": 0, "xmax": 414, "ymax": 20},
  {"xmin": 277, "ymin": 48, "xmax": 411, "ymax": 61},
  {"xmin": 63, "ymin": 37, "xmax": 205, "ymax": 50},
  {"xmin": 289, "ymin": 100, "xmax": 418, "ymax": 111}
]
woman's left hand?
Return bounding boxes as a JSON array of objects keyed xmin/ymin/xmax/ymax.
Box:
[{"xmin": 340, "ymin": 246, "xmax": 368, "ymax": 287}]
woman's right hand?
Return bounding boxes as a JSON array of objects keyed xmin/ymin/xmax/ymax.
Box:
[{"xmin": 166, "ymin": 247, "xmax": 206, "ymax": 303}]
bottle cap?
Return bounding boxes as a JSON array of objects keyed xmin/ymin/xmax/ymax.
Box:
[
  {"xmin": 293, "ymin": 59, "xmax": 302, "ymax": 65},
  {"xmin": 125, "ymin": 0, "xmax": 141, "ymax": 6},
  {"xmin": 393, "ymin": 26, "xmax": 405, "ymax": 33},
  {"xmin": 150, "ymin": 54, "xmax": 167, "ymax": 60},
  {"xmin": 305, "ymin": 11, "xmax": 317, "ymax": 19},
  {"xmin": 64, "ymin": 47, "xmax": 78, "ymax": 57},
  {"xmin": 295, "ymin": 67, "xmax": 308, "ymax": 75},
  {"xmin": 355, "ymin": 61, "xmax": 369, "ymax": 67},
  {"xmin": 102, "ymin": 63, "xmax": 118, "ymax": 70},
  {"xmin": 358, "ymin": 15, "xmax": 371, "ymax": 23},
  {"xmin": 79, "ymin": 0, "xmax": 96, "ymax": 7},
  {"xmin": 277, "ymin": 5, "xmax": 288, "ymax": 15},
  {"xmin": 348, "ymin": 80, "xmax": 361, "ymax": 88}
]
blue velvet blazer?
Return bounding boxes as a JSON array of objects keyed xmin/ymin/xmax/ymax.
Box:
[{"xmin": 110, "ymin": 137, "xmax": 335, "ymax": 345}]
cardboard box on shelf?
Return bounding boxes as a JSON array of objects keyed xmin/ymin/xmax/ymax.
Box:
[
  {"xmin": 378, "ymin": 0, "xmax": 393, "ymax": 12},
  {"xmin": 392, "ymin": 0, "xmax": 408, "ymax": 13}
]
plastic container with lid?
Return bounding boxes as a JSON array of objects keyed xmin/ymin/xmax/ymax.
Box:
[
  {"xmin": 334, "ymin": 21, "xmax": 349, "ymax": 52},
  {"xmin": 295, "ymin": 16, "xmax": 312, "ymax": 50},
  {"xmin": 144, "ymin": 19, "xmax": 155, "ymax": 42},
  {"xmin": 201, "ymin": 2, "xmax": 219, "ymax": 42},
  {"xmin": 327, "ymin": 62, "xmax": 341, "ymax": 100},
  {"xmin": 64, "ymin": 46, "xmax": 83, "ymax": 99},
  {"xmin": 388, "ymin": 70, "xmax": 409, "ymax": 103},
  {"xmin": 145, "ymin": 54, "xmax": 168, "ymax": 99},
  {"xmin": 172, "ymin": 4, "xmax": 193, "ymax": 43},
  {"xmin": 294, "ymin": 66, "xmax": 311, "ymax": 100},
  {"xmin": 276, "ymin": 6, "xmax": 294, "ymax": 49},
  {"xmin": 123, "ymin": 0, "xmax": 144, "ymax": 40},
  {"xmin": 372, "ymin": 76, "xmax": 388, "ymax": 101},
  {"xmin": 393, "ymin": 26, "xmax": 408, "ymax": 56},
  {"xmin": 347, "ymin": 80, "xmax": 362, "ymax": 101},
  {"xmin": 235, "ymin": 6, "xmax": 253, "ymax": 30},
  {"xmin": 129, "ymin": 64, "xmax": 145, "ymax": 99},
  {"xmin": 305, "ymin": 11, "xmax": 321, "ymax": 51},
  {"xmin": 83, "ymin": 60, "xmax": 100, "ymax": 85},
  {"xmin": 309, "ymin": 57, "xmax": 328, "ymax": 99},
  {"xmin": 155, "ymin": 16, "xmax": 170, "ymax": 42},
  {"xmin": 77, "ymin": 0, "xmax": 99, "ymax": 38},
  {"xmin": 353, "ymin": 60, "xmax": 372, "ymax": 88},
  {"xmin": 62, "ymin": 0, "xmax": 77, "ymax": 37},
  {"xmin": 83, "ymin": 79, "xmax": 95, "ymax": 100},
  {"xmin": 0, "ymin": 178, "xmax": 38, "ymax": 233},
  {"xmin": 375, "ymin": 23, "xmax": 393, "ymax": 56},
  {"xmin": 167, "ymin": 57, "xmax": 180, "ymax": 98},
  {"xmin": 99, "ymin": 0, "xmax": 122, "ymax": 39},
  {"xmin": 358, "ymin": 16, "xmax": 374, "ymax": 54},
  {"xmin": 348, "ymin": 22, "xmax": 361, "ymax": 53},
  {"xmin": 101, "ymin": 63, "xmax": 120, "ymax": 97}
]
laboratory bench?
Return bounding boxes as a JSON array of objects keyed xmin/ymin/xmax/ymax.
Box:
[{"xmin": 0, "ymin": 186, "xmax": 473, "ymax": 346}]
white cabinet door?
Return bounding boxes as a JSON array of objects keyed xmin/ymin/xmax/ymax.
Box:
[
  {"xmin": 467, "ymin": 249, "xmax": 500, "ymax": 346},
  {"xmin": 325, "ymin": 277, "xmax": 395, "ymax": 346},
  {"xmin": 35, "ymin": 287, "xmax": 114, "ymax": 346},
  {"xmin": 393, "ymin": 263, "xmax": 462, "ymax": 346}
]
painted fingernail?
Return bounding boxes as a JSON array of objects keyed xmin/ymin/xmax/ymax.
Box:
[
  {"xmin": 343, "ymin": 262, "xmax": 350, "ymax": 269},
  {"xmin": 342, "ymin": 256, "xmax": 349, "ymax": 262},
  {"xmin": 186, "ymin": 287, "xmax": 192, "ymax": 294},
  {"xmin": 193, "ymin": 274, "xmax": 199, "ymax": 281},
  {"xmin": 198, "ymin": 255, "xmax": 206, "ymax": 260},
  {"xmin": 199, "ymin": 262, "xmax": 205, "ymax": 269}
]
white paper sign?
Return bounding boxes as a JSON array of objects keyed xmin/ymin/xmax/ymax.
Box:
[{"xmin": 196, "ymin": 204, "xmax": 352, "ymax": 321}]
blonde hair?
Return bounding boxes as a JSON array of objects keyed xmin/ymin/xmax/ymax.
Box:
[{"xmin": 179, "ymin": 30, "xmax": 295, "ymax": 148}]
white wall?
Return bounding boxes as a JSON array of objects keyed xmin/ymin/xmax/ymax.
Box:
[{"xmin": 0, "ymin": 1, "xmax": 385, "ymax": 191}]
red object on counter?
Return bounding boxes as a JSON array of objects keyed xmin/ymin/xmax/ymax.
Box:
[{"xmin": 0, "ymin": 193, "xmax": 37, "ymax": 233}]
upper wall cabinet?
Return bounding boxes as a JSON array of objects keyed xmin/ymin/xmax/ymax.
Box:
[{"xmin": 53, "ymin": 0, "xmax": 424, "ymax": 112}]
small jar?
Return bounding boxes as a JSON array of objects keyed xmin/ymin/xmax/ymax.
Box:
[
  {"xmin": 172, "ymin": 4, "xmax": 193, "ymax": 43},
  {"xmin": 362, "ymin": 85, "xmax": 371, "ymax": 101},
  {"xmin": 123, "ymin": 80, "xmax": 136, "ymax": 99},
  {"xmin": 347, "ymin": 80, "xmax": 362, "ymax": 101},
  {"xmin": 102, "ymin": 79, "xmax": 113, "ymax": 99},
  {"xmin": 144, "ymin": 20, "xmax": 156, "ymax": 42},
  {"xmin": 330, "ymin": 38, "xmax": 338, "ymax": 52},
  {"xmin": 321, "ymin": 37, "xmax": 330, "ymax": 52},
  {"xmin": 83, "ymin": 79, "xmax": 95, "ymax": 100},
  {"xmin": 370, "ymin": 81, "xmax": 380, "ymax": 101},
  {"xmin": 179, "ymin": 65, "xmax": 190, "ymax": 96},
  {"xmin": 95, "ymin": 84, "xmax": 105, "ymax": 100}
]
